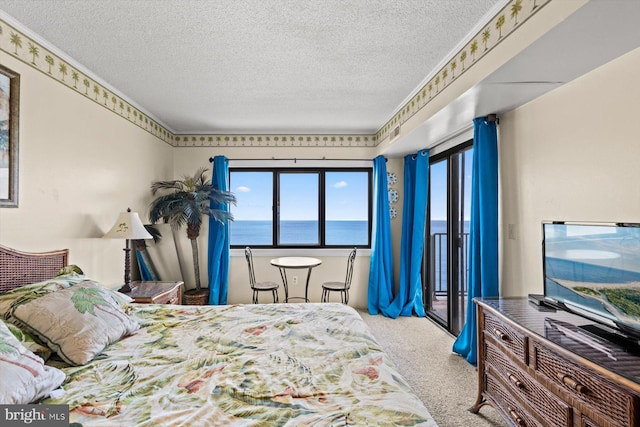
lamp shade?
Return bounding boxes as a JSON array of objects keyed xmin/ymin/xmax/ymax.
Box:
[{"xmin": 103, "ymin": 209, "xmax": 153, "ymax": 240}]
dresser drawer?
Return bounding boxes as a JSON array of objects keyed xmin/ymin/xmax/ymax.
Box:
[
  {"xmin": 486, "ymin": 343, "xmax": 572, "ymax": 427},
  {"xmin": 533, "ymin": 343, "xmax": 633, "ymax": 426},
  {"xmin": 484, "ymin": 311, "xmax": 528, "ymax": 363},
  {"xmin": 486, "ymin": 373, "xmax": 542, "ymax": 427},
  {"xmin": 580, "ymin": 414, "xmax": 603, "ymax": 427}
]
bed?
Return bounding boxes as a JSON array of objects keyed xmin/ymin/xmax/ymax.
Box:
[{"xmin": 0, "ymin": 245, "xmax": 437, "ymax": 426}]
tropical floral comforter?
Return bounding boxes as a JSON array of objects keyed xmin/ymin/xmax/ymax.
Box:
[{"xmin": 44, "ymin": 303, "xmax": 437, "ymax": 426}]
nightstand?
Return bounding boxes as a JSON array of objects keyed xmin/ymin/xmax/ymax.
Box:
[{"xmin": 127, "ymin": 281, "xmax": 184, "ymax": 305}]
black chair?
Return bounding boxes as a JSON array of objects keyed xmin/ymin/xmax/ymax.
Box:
[
  {"xmin": 321, "ymin": 248, "xmax": 357, "ymax": 304},
  {"xmin": 245, "ymin": 247, "xmax": 279, "ymax": 303}
]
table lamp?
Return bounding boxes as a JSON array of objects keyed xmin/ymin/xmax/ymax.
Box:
[{"xmin": 103, "ymin": 208, "xmax": 153, "ymax": 292}]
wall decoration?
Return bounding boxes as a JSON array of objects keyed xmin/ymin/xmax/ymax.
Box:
[
  {"xmin": 389, "ymin": 207, "xmax": 397, "ymax": 219},
  {"xmin": 387, "ymin": 171, "xmax": 398, "ymax": 220},
  {"xmin": 387, "ymin": 171, "xmax": 397, "ymax": 185},
  {"xmin": 388, "ymin": 188, "xmax": 399, "ymax": 204},
  {"xmin": 0, "ymin": 64, "xmax": 19, "ymax": 207},
  {"xmin": 173, "ymin": 133, "xmax": 377, "ymax": 148}
]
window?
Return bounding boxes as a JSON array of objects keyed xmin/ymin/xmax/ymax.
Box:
[
  {"xmin": 228, "ymin": 171, "xmax": 272, "ymax": 246},
  {"xmin": 279, "ymin": 172, "xmax": 319, "ymax": 245},
  {"xmin": 229, "ymin": 168, "xmax": 371, "ymax": 248}
]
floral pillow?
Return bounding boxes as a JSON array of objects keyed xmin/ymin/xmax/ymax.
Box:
[
  {"xmin": 11, "ymin": 281, "xmax": 140, "ymax": 366},
  {"xmin": 0, "ymin": 320, "xmax": 66, "ymax": 404},
  {"xmin": 56, "ymin": 265, "xmax": 84, "ymax": 276},
  {"xmin": 5, "ymin": 322, "xmax": 52, "ymax": 361},
  {"xmin": 0, "ymin": 266, "xmax": 87, "ymax": 322}
]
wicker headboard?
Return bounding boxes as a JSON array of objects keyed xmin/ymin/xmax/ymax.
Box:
[{"xmin": 0, "ymin": 245, "xmax": 69, "ymax": 293}]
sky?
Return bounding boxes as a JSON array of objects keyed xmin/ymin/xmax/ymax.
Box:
[
  {"xmin": 230, "ymin": 171, "xmax": 369, "ymax": 221},
  {"xmin": 230, "ymin": 149, "xmax": 472, "ymax": 223},
  {"xmin": 430, "ymin": 148, "xmax": 473, "ymax": 221}
]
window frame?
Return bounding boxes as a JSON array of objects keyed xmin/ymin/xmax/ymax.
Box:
[
  {"xmin": 229, "ymin": 166, "xmax": 372, "ymax": 249},
  {"xmin": 423, "ymin": 139, "xmax": 473, "ymax": 336}
]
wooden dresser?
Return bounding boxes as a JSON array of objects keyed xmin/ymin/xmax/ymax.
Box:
[{"xmin": 473, "ymin": 298, "xmax": 640, "ymax": 427}]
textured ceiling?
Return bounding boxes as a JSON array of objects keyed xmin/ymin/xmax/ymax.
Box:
[{"xmin": 0, "ymin": 0, "xmax": 503, "ymax": 134}]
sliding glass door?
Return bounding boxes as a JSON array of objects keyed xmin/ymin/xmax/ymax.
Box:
[{"xmin": 424, "ymin": 141, "xmax": 472, "ymax": 335}]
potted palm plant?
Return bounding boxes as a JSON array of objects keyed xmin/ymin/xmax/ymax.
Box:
[{"xmin": 149, "ymin": 167, "xmax": 236, "ymax": 305}]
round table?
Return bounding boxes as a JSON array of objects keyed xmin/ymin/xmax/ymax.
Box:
[{"xmin": 270, "ymin": 257, "xmax": 322, "ymax": 302}]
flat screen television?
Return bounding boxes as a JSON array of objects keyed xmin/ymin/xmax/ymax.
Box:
[{"xmin": 543, "ymin": 221, "xmax": 640, "ymax": 341}]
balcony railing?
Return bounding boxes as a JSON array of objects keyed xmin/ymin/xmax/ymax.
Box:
[{"xmin": 429, "ymin": 232, "xmax": 470, "ymax": 296}]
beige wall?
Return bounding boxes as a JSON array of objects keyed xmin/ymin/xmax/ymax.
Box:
[
  {"xmin": 499, "ymin": 46, "xmax": 640, "ymax": 297},
  {"xmin": 0, "ymin": 53, "xmax": 174, "ymax": 287}
]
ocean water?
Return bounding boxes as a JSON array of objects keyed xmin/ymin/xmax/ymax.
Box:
[
  {"xmin": 231, "ymin": 219, "xmax": 468, "ymax": 291},
  {"xmin": 430, "ymin": 220, "xmax": 471, "ymax": 292},
  {"xmin": 230, "ymin": 220, "xmax": 369, "ymax": 246},
  {"xmin": 231, "ymin": 219, "xmax": 466, "ymax": 246}
]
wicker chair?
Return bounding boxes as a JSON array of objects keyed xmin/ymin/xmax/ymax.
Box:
[
  {"xmin": 321, "ymin": 247, "xmax": 357, "ymax": 304},
  {"xmin": 244, "ymin": 247, "xmax": 279, "ymax": 303}
]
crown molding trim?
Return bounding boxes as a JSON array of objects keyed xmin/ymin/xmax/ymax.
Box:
[
  {"xmin": 0, "ymin": 0, "xmax": 549, "ymax": 149},
  {"xmin": 0, "ymin": 12, "xmax": 175, "ymax": 146},
  {"xmin": 375, "ymin": 0, "xmax": 552, "ymax": 143}
]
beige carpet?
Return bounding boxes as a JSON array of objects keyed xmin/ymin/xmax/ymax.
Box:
[{"xmin": 358, "ymin": 310, "xmax": 508, "ymax": 427}]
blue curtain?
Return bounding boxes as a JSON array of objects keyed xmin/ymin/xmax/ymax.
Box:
[
  {"xmin": 367, "ymin": 155, "xmax": 395, "ymax": 315},
  {"xmin": 208, "ymin": 155, "xmax": 231, "ymax": 305},
  {"xmin": 453, "ymin": 117, "xmax": 499, "ymax": 365},
  {"xmin": 382, "ymin": 150, "xmax": 429, "ymax": 318}
]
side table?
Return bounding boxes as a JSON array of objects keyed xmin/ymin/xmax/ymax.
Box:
[
  {"xmin": 127, "ymin": 281, "xmax": 184, "ymax": 305},
  {"xmin": 269, "ymin": 257, "xmax": 322, "ymax": 302}
]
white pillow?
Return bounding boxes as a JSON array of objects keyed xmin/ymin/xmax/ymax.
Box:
[
  {"xmin": 0, "ymin": 320, "xmax": 66, "ymax": 404},
  {"xmin": 12, "ymin": 281, "xmax": 139, "ymax": 366}
]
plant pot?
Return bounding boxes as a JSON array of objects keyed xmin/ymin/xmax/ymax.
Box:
[{"xmin": 183, "ymin": 288, "xmax": 209, "ymax": 305}]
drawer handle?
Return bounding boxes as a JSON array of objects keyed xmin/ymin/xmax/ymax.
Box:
[
  {"xmin": 556, "ymin": 373, "xmax": 588, "ymax": 394},
  {"xmin": 507, "ymin": 373, "xmax": 525, "ymax": 389},
  {"xmin": 493, "ymin": 328, "xmax": 510, "ymax": 341},
  {"xmin": 507, "ymin": 407, "xmax": 526, "ymax": 426}
]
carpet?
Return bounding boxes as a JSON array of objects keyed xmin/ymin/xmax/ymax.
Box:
[{"xmin": 358, "ymin": 310, "xmax": 508, "ymax": 427}]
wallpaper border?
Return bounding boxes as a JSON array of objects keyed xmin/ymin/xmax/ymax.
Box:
[
  {"xmin": 376, "ymin": 0, "xmax": 551, "ymax": 142},
  {"xmin": 174, "ymin": 134, "xmax": 377, "ymax": 148},
  {"xmin": 0, "ymin": 0, "xmax": 550, "ymax": 149},
  {"xmin": 0, "ymin": 19, "xmax": 175, "ymax": 146}
]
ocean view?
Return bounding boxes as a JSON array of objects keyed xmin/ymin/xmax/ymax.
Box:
[
  {"xmin": 231, "ymin": 219, "xmax": 468, "ymax": 246},
  {"xmin": 230, "ymin": 220, "xmax": 369, "ymax": 246}
]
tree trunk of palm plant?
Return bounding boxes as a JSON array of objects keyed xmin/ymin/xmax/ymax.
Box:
[
  {"xmin": 191, "ymin": 238, "xmax": 201, "ymax": 292},
  {"xmin": 187, "ymin": 223, "xmax": 202, "ymax": 292}
]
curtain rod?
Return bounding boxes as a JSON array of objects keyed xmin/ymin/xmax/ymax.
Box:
[{"xmin": 209, "ymin": 157, "xmax": 376, "ymax": 163}]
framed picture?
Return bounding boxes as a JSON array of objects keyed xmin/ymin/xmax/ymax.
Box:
[{"xmin": 0, "ymin": 64, "xmax": 19, "ymax": 208}]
